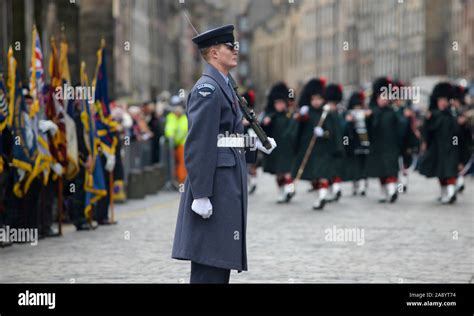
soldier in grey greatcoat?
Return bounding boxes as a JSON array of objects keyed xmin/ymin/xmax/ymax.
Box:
[{"xmin": 172, "ymin": 25, "xmax": 276, "ymax": 283}]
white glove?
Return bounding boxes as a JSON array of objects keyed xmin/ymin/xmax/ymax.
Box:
[
  {"xmin": 256, "ymin": 137, "xmax": 277, "ymax": 155},
  {"xmin": 314, "ymin": 126, "xmax": 324, "ymax": 137},
  {"xmin": 51, "ymin": 163, "xmax": 63, "ymax": 176},
  {"xmin": 104, "ymin": 154, "xmax": 116, "ymax": 172},
  {"xmin": 17, "ymin": 169, "xmax": 26, "ymax": 181},
  {"xmin": 299, "ymin": 106, "xmax": 310, "ymax": 116},
  {"xmin": 38, "ymin": 120, "xmax": 58, "ymax": 135},
  {"xmin": 191, "ymin": 198, "xmax": 213, "ymax": 219}
]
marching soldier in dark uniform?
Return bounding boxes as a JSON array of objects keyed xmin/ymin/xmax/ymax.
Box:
[
  {"xmin": 450, "ymin": 85, "xmax": 472, "ymax": 194},
  {"xmin": 242, "ymin": 89, "xmax": 258, "ymax": 194},
  {"xmin": 172, "ymin": 25, "xmax": 276, "ymax": 284},
  {"xmin": 393, "ymin": 80, "xmax": 420, "ymax": 193},
  {"xmin": 289, "ymin": 78, "xmax": 343, "ymax": 210},
  {"xmin": 343, "ymin": 91, "xmax": 370, "ymax": 196},
  {"xmin": 419, "ymin": 82, "xmax": 462, "ymax": 204},
  {"xmin": 325, "ymin": 83, "xmax": 345, "ymax": 202},
  {"xmin": 261, "ymin": 82, "xmax": 295, "ymax": 203},
  {"xmin": 366, "ymin": 77, "xmax": 403, "ymax": 203}
]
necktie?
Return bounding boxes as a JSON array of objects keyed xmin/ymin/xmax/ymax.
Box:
[{"xmin": 227, "ymin": 80, "xmax": 237, "ymax": 110}]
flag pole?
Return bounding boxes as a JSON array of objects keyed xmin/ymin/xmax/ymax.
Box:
[
  {"xmin": 58, "ymin": 175, "xmax": 63, "ymax": 236},
  {"xmin": 109, "ymin": 170, "xmax": 116, "ymax": 224}
]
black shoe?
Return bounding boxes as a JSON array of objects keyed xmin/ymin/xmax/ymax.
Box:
[
  {"xmin": 389, "ymin": 192, "xmax": 398, "ymax": 204},
  {"xmin": 458, "ymin": 185, "xmax": 465, "ymax": 193},
  {"xmin": 335, "ymin": 191, "xmax": 342, "ymax": 201},
  {"xmin": 248, "ymin": 185, "xmax": 257, "ymax": 195},
  {"xmin": 98, "ymin": 219, "xmax": 118, "ymax": 226},
  {"xmin": 449, "ymin": 194, "xmax": 457, "ymax": 204},
  {"xmin": 76, "ymin": 223, "xmax": 92, "ymax": 231},
  {"xmin": 0, "ymin": 241, "xmax": 13, "ymax": 248},
  {"xmin": 360, "ymin": 191, "xmax": 366, "ymax": 196},
  {"xmin": 313, "ymin": 199, "xmax": 326, "ymax": 211},
  {"xmin": 287, "ymin": 192, "xmax": 296, "ymax": 202},
  {"xmin": 46, "ymin": 227, "xmax": 61, "ymax": 238}
]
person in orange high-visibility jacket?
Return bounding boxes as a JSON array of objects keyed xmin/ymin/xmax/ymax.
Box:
[{"xmin": 165, "ymin": 102, "xmax": 188, "ymax": 183}]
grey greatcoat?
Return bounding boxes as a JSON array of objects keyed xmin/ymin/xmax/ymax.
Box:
[{"xmin": 172, "ymin": 63, "xmax": 256, "ymax": 272}]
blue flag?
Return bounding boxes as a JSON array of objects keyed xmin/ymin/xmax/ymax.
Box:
[
  {"xmin": 81, "ymin": 62, "xmax": 106, "ymax": 221},
  {"xmin": 0, "ymin": 72, "xmax": 8, "ymax": 173},
  {"xmin": 93, "ymin": 43, "xmax": 117, "ymax": 156},
  {"xmin": 8, "ymin": 47, "xmax": 38, "ymax": 197}
]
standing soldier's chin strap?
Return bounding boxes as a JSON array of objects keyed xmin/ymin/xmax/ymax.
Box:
[{"xmin": 182, "ymin": 10, "xmax": 272, "ymax": 150}]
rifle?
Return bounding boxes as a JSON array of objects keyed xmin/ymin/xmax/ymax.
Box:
[{"xmin": 228, "ymin": 74, "xmax": 272, "ymax": 150}]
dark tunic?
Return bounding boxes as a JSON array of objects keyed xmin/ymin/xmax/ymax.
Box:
[
  {"xmin": 343, "ymin": 111, "xmax": 370, "ymax": 181},
  {"xmin": 395, "ymin": 106, "xmax": 420, "ymax": 167},
  {"xmin": 262, "ymin": 111, "xmax": 294, "ymax": 174},
  {"xmin": 419, "ymin": 110, "xmax": 461, "ymax": 179},
  {"xmin": 331, "ymin": 111, "xmax": 346, "ymax": 178},
  {"xmin": 289, "ymin": 107, "xmax": 343, "ymax": 180},
  {"xmin": 366, "ymin": 106, "xmax": 402, "ymax": 178}
]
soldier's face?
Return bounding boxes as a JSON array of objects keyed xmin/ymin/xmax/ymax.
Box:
[
  {"xmin": 377, "ymin": 95, "xmax": 390, "ymax": 107},
  {"xmin": 216, "ymin": 44, "xmax": 238, "ymax": 69},
  {"xmin": 310, "ymin": 95, "xmax": 324, "ymax": 108},
  {"xmin": 437, "ymin": 98, "xmax": 449, "ymax": 111},
  {"xmin": 450, "ymin": 99, "xmax": 461, "ymax": 109},
  {"xmin": 274, "ymin": 100, "xmax": 287, "ymax": 112}
]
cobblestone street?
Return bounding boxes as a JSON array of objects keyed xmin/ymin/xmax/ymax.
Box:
[{"xmin": 1, "ymin": 173, "xmax": 473, "ymax": 284}]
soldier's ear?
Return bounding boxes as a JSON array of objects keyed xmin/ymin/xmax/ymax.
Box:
[{"xmin": 210, "ymin": 46, "xmax": 220, "ymax": 60}]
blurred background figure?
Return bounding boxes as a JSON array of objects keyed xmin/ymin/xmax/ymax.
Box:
[
  {"xmin": 165, "ymin": 95, "xmax": 188, "ymax": 184},
  {"xmin": 143, "ymin": 101, "xmax": 164, "ymax": 164},
  {"xmin": 261, "ymin": 82, "xmax": 296, "ymax": 203},
  {"xmin": 242, "ymin": 88, "xmax": 258, "ymax": 194}
]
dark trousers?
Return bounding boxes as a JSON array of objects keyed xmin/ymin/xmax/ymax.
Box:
[
  {"xmin": 190, "ymin": 262, "xmax": 230, "ymax": 284},
  {"xmin": 95, "ymin": 155, "xmax": 110, "ymax": 222},
  {"xmin": 38, "ymin": 178, "xmax": 55, "ymax": 235},
  {"xmin": 68, "ymin": 166, "xmax": 88, "ymax": 228}
]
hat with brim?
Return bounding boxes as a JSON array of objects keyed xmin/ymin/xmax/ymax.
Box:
[{"xmin": 192, "ymin": 25, "xmax": 235, "ymax": 49}]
